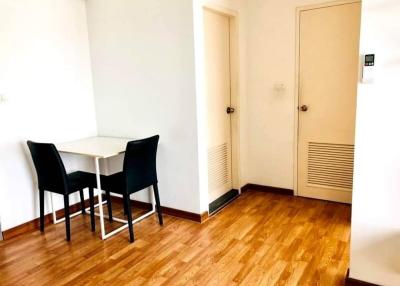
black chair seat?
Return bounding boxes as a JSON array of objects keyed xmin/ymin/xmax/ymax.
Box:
[
  {"xmin": 102, "ymin": 172, "xmax": 154, "ymax": 195},
  {"xmin": 67, "ymin": 171, "xmax": 115, "ymax": 224},
  {"xmin": 67, "ymin": 171, "xmax": 97, "ymax": 193},
  {"xmin": 101, "ymin": 172, "xmax": 124, "ymax": 194}
]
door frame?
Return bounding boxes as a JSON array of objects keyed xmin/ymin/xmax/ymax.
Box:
[
  {"xmin": 193, "ymin": 1, "xmax": 241, "ymax": 212},
  {"xmin": 293, "ymin": 0, "xmax": 361, "ymax": 197}
]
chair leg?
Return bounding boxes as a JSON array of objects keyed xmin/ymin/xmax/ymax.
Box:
[
  {"xmin": 64, "ymin": 194, "xmax": 71, "ymax": 241},
  {"xmin": 88, "ymin": 188, "xmax": 95, "ymax": 232},
  {"xmin": 105, "ymin": 191, "xmax": 113, "ymax": 222},
  {"xmin": 153, "ymin": 184, "xmax": 163, "ymax": 226},
  {"xmin": 123, "ymin": 196, "xmax": 129, "ymax": 217},
  {"xmin": 39, "ymin": 189, "xmax": 45, "ymax": 232},
  {"xmin": 79, "ymin": 190, "xmax": 86, "ymax": 215},
  {"xmin": 124, "ymin": 193, "xmax": 134, "ymax": 243}
]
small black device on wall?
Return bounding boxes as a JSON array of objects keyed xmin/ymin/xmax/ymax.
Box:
[
  {"xmin": 362, "ymin": 53, "xmax": 375, "ymax": 83},
  {"xmin": 364, "ymin": 54, "xmax": 375, "ymax": 66}
]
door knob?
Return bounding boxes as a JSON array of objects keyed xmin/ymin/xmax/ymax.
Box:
[
  {"xmin": 227, "ymin": 107, "xmax": 235, "ymax": 114},
  {"xmin": 300, "ymin": 105, "xmax": 308, "ymax": 112}
]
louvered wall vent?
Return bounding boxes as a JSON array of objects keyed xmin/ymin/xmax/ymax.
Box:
[
  {"xmin": 308, "ymin": 142, "xmax": 354, "ymax": 190},
  {"xmin": 208, "ymin": 143, "xmax": 230, "ymax": 190}
]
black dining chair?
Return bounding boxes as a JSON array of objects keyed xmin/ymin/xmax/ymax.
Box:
[
  {"xmin": 27, "ymin": 141, "xmax": 98, "ymax": 241},
  {"xmin": 102, "ymin": 135, "xmax": 163, "ymax": 243}
]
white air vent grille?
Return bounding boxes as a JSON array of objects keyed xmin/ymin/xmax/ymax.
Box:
[
  {"xmin": 208, "ymin": 143, "xmax": 230, "ymax": 190},
  {"xmin": 308, "ymin": 142, "xmax": 354, "ymax": 190}
]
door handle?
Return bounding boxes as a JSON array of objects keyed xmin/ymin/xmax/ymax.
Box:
[
  {"xmin": 227, "ymin": 107, "xmax": 235, "ymax": 114},
  {"xmin": 299, "ymin": 105, "xmax": 308, "ymax": 112}
]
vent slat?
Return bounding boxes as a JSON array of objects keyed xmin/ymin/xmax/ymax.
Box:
[
  {"xmin": 308, "ymin": 166, "xmax": 354, "ymax": 172},
  {"xmin": 308, "ymin": 163, "xmax": 354, "ymax": 170},
  {"xmin": 308, "ymin": 175, "xmax": 354, "ymax": 183},
  {"xmin": 308, "ymin": 153, "xmax": 355, "ymax": 159},
  {"xmin": 307, "ymin": 142, "xmax": 354, "ymax": 190},
  {"xmin": 309, "ymin": 146, "xmax": 354, "ymax": 151},
  {"xmin": 309, "ymin": 158, "xmax": 354, "ymax": 163},
  {"xmin": 309, "ymin": 181, "xmax": 352, "ymax": 189},
  {"xmin": 308, "ymin": 170, "xmax": 354, "ymax": 178},
  {"xmin": 309, "ymin": 153, "xmax": 355, "ymax": 159},
  {"xmin": 309, "ymin": 148, "xmax": 354, "ymax": 154},
  {"xmin": 309, "ymin": 142, "xmax": 354, "ymax": 147},
  {"xmin": 308, "ymin": 178, "xmax": 353, "ymax": 188},
  {"xmin": 308, "ymin": 179, "xmax": 353, "ymax": 188}
]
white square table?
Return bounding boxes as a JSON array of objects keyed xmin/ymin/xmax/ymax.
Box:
[{"xmin": 56, "ymin": 136, "xmax": 155, "ymax": 240}]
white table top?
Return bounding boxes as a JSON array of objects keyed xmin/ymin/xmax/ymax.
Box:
[{"xmin": 57, "ymin": 136, "xmax": 133, "ymax": 158}]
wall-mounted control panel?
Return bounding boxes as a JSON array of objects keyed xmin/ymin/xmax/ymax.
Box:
[
  {"xmin": 364, "ymin": 54, "xmax": 375, "ymax": 66},
  {"xmin": 361, "ymin": 54, "xmax": 375, "ymax": 83}
]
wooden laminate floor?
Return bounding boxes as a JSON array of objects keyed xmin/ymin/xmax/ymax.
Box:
[{"xmin": 0, "ymin": 190, "xmax": 351, "ymax": 286}]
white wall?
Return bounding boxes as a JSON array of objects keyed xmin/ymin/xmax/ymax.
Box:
[
  {"xmin": 241, "ymin": 0, "xmax": 338, "ymax": 190},
  {"xmin": 350, "ymin": 0, "xmax": 400, "ymax": 285},
  {"xmin": 0, "ymin": 0, "xmax": 97, "ymax": 230},
  {"xmin": 86, "ymin": 0, "xmax": 201, "ymax": 214}
]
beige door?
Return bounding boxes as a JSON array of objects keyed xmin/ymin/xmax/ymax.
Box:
[
  {"xmin": 204, "ymin": 9, "xmax": 233, "ymax": 203},
  {"xmin": 298, "ymin": 2, "xmax": 361, "ymax": 203}
]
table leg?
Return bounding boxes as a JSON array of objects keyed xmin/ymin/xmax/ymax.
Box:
[{"xmin": 95, "ymin": 157, "xmax": 106, "ymax": 239}]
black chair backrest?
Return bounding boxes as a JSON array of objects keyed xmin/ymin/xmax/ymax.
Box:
[
  {"xmin": 27, "ymin": 141, "xmax": 69, "ymax": 193},
  {"xmin": 123, "ymin": 135, "xmax": 159, "ymax": 193}
]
